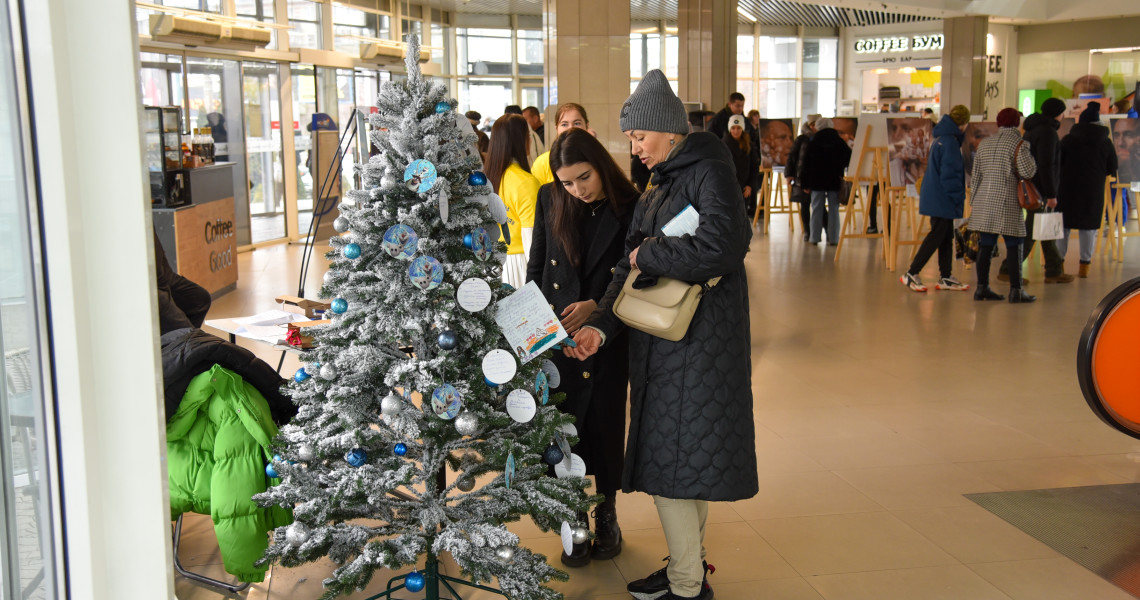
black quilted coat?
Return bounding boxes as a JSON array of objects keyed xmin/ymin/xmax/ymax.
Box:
[{"xmin": 586, "ymin": 132, "xmax": 758, "ymax": 501}]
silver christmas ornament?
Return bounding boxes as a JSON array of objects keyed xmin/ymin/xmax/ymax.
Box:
[
  {"xmin": 333, "ymin": 216, "xmax": 350, "ymax": 233},
  {"xmin": 494, "ymin": 545, "xmax": 515, "ymax": 563},
  {"xmin": 285, "ymin": 522, "xmax": 310, "ymax": 546},
  {"xmin": 381, "ymin": 394, "xmax": 402, "ymax": 416},
  {"xmin": 382, "ymin": 174, "xmax": 396, "ymax": 189},
  {"xmin": 455, "ymin": 412, "xmax": 479, "ymax": 436},
  {"xmin": 456, "ymin": 477, "xmax": 475, "ymax": 492},
  {"xmin": 323, "ymin": 270, "xmax": 334, "ymax": 285},
  {"xmin": 571, "ymin": 525, "xmax": 588, "ymax": 544},
  {"xmin": 319, "ymin": 364, "xmax": 337, "ymax": 380},
  {"xmin": 297, "ymin": 444, "xmax": 314, "ymax": 461}
]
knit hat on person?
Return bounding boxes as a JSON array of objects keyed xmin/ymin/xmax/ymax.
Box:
[
  {"xmin": 996, "ymin": 108, "xmax": 1021, "ymax": 128},
  {"xmin": 1041, "ymin": 98, "xmax": 1066, "ymax": 119},
  {"xmin": 619, "ymin": 69, "xmax": 689, "ymax": 135},
  {"xmin": 728, "ymin": 115, "xmax": 747, "ymax": 130},
  {"xmin": 1079, "ymin": 102, "xmax": 1101, "ymax": 124},
  {"xmin": 949, "ymin": 105, "xmax": 971, "ymax": 126},
  {"xmin": 814, "ymin": 118, "xmax": 834, "ymax": 131},
  {"xmin": 806, "ymin": 113, "xmax": 822, "ymax": 125}
]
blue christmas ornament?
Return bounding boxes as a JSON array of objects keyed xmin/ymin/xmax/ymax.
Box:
[
  {"xmin": 331, "ymin": 298, "xmax": 348, "ymax": 314},
  {"xmin": 265, "ymin": 463, "xmax": 278, "ymax": 478},
  {"xmin": 543, "ymin": 444, "xmax": 564, "ymax": 466},
  {"xmin": 463, "ymin": 233, "xmax": 473, "ymax": 249},
  {"xmin": 468, "ymin": 171, "xmax": 487, "ymax": 186},
  {"xmin": 435, "ymin": 101, "xmax": 451, "ymax": 114},
  {"xmin": 485, "ymin": 377, "xmax": 499, "ymax": 388},
  {"xmin": 394, "ymin": 443, "xmax": 408, "ymax": 456},
  {"xmin": 405, "ymin": 571, "xmax": 426, "ymax": 592},
  {"xmin": 294, "ymin": 368, "xmax": 311, "ymax": 383},
  {"xmin": 346, "ymin": 448, "xmax": 367, "ymax": 467},
  {"xmin": 343, "ymin": 243, "xmax": 361, "ymax": 259},
  {"xmin": 438, "ymin": 330, "xmax": 458, "ymax": 350}
]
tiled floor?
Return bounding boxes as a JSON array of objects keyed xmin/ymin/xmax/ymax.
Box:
[{"xmin": 179, "ymin": 219, "xmax": 1140, "ymax": 600}]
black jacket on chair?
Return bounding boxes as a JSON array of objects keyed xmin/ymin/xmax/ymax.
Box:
[
  {"xmin": 799, "ymin": 128, "xmax": 852, "ymax": 192},
  {"xmin": 526, "ymin": 184, "xmax": 633, "ymax": 490},
  {"xmin": 585, "ymin": 132, "xmax": 758, "ymax": 502}
]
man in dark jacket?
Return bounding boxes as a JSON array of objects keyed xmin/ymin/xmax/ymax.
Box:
[
  {"xmin": 800, "ymin": 118, "xmax": 852, "ymax": 245},
  {"xmin": 900, "ymin": 106, "xmax": 972, "ymax": 292},
  {"xmin": 706, "ymin": 92, "xmax": 755, "ymax": 140},
  {"xmin": 999, "ymin": 98, "xmax": 1073, "ymax": 283}
]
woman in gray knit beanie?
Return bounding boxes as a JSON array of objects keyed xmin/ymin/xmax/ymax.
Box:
[{"xmin": 567, "ymin": 69, "xmax": 758, "ymax": 600}]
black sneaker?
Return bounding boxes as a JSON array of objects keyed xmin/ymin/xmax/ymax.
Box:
[
  {"xmin": 627, "ymin": 556, "xmax": 714, "ymax": 600},
  {"xmin": 660, "ymin": 587, "xmax": 715, "ymax": 600}
]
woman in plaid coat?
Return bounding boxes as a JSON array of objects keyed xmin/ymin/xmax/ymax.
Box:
[{"xmin": 968, "ymin": 108, "xmax": 1038, "ymax": 303}]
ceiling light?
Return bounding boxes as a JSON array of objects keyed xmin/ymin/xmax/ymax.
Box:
[
  {"xmin": 899, "ymin": 67, "xmax": 916, "ymax": 74},
  {"xmin": 874, "ymin": 68, "xmax": 889, "ymax": 75},
  {"xmin": 930, "ymin": 65, "xmax": 942, "ymax": 72}
]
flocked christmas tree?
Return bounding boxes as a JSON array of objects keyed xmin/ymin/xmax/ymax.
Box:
[{"xmin": 255, "ymin": 36, "xmax": 595, "ymax": 599}]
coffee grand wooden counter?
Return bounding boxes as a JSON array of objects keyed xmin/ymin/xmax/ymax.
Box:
[{"xmin": 153, "ymin": 162, "xmax": 238, "ymax": 297}]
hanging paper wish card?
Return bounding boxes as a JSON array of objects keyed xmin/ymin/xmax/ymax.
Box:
[{"xmin": 493, "ymin": 281, "xmax": 568, "ymax": 364}]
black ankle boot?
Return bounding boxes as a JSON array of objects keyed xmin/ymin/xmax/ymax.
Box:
[
  {"xmin": 973, "ymin": 245, "xmax": 1005, "ymax": 301},
  {"xmin": 561, "ymin": 511, "xmax": 590, "ymax": 567},
  {"xmin": 1007, "ymin": 244, "xmax": 1036, "ymax": 303},
  {"xmin": 590, "ymin": 497, "xmax": 622, "ymax": 559}
]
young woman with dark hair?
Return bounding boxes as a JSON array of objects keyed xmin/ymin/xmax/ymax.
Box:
[
  {"xmin": 721, "ymin": 114, "xmax": 761, "ymax": 215},
  {"xmin": 525, "ymin": 127, "xmax": 638, "ymax": 567},
  {"xmin": 485, "ymin": 114, "xmax": 541, "ymax": 288}
]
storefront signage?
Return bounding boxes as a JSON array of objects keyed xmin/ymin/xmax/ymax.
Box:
[
  {"xmin": 854, "ymin": 34, "xmax": 944, "ymax": 55},
  {"xmin": 174, "ymin": 196, "xmax": 238, "ymax": 294}
]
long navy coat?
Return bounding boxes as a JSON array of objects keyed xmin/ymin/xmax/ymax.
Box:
[
  {"xmin": 918, "ymin": 115, "xmax": 966, "ymax": 219},
  {"xmin": 586, "ymin": 132, "xmax": 758, "ymax": 502}
]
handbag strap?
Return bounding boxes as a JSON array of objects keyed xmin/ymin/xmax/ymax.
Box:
[
  {"xmin": 1013, "ymin": 139, "xmax": 1026, "ymax": 180},
  {"xmin": 701, "ymin": 276, "xmax": 722, "ymax": 292}
]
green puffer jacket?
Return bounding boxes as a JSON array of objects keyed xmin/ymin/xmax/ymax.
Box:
[{"xmin": 167, "ymin": 365, "xmax": 293, "ymax": 582}]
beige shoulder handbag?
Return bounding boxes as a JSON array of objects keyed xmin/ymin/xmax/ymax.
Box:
[{"xmin": 612, "ymin": 268, "xmax": 721, "ymax": 342}]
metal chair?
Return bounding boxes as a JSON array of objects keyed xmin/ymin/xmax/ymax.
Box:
[{"xmin": 172, "ymin": 514, "xmax": 250, "ymax": 593}]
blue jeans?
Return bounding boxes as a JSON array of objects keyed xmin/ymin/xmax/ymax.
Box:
[{"xmin": 810, "ymin": 190, "xmax": 840, "ymax": 244}]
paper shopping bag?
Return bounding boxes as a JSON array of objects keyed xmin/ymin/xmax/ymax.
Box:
[{"xmin": 1033, "ymin": 211, "xmax": 1064, "ymax": 241}]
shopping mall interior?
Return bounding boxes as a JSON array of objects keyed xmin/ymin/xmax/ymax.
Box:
[{"xmin": 3, "ymin": 0, "xmax": 1140, "ymax": 599}]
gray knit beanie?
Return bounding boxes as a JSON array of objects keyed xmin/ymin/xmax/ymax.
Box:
[{"xmin": 620, "ymin": 69, "xmax": 689, "ymax": 135}]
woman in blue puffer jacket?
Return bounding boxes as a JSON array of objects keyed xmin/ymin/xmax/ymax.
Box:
[{"xmin": 900, "ymin": 105, "xmax": 972, "ymax": 293}]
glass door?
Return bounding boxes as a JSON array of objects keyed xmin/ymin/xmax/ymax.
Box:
[
  {"xmin": 0, "ymin": 0, "xmax": 60, "ymax": 596},
  {"xmin": 242, "ymin": 61, "xmax": 286, "ymax": 243}
]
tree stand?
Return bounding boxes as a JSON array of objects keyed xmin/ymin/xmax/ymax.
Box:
[{"xmin": 364, "ymin": 552, "xmax": 507, "ymax": 600}]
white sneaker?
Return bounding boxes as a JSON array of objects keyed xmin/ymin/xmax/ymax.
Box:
[
  {"xmin": 935, "ymin": 276, "xmax": 970, "ymax": 291},
  {"xmin": 900, "ymin": 272, "xmax": 927, "ymax": 292}
]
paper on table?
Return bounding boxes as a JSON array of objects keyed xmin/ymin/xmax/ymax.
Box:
[
  {"xmin": 233, "ymin": 310, "xmax": 307, "ymax": 329},
  {"xmin": 494, "ymin": 281, "xmax": 567, "ymax": 364},
  {"xmin": 241, "ymin": 324, "xmax": 292, "ymax": 339},
  {"xmin": 661, "ymin": 204, "xmax": 699, "ymax": 237}
]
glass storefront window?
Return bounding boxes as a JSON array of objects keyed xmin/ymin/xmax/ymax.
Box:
[
  {"xmin": 736, "ymin": 79, "xmax": 753, "ymax": 110},
  {"xmin": 664, "ymin": 33, "xmax": 679, "ymax": 79},
  {"xmin": 288, "ymin": 0, "xmax": 322, "ymax": 50},
  {"xmin": 457, "ymin": 28, "xmax": 512, "ymax": 76},
  {"xmin": 802, "ymin": 79, "xmax": 837, "ymax": 118},
  {"xmin": 803, "ymin": 38, "xmax": 838, "ymax": 79},
  {"xmin": 757, "ymin": 79, "xmax": 796, "ymax": 118},
  {"xmin": 430, "ymin": 23, "xmax": 446, "ymax": 71},
  {"xmin": 759, "ymin": 36, "xmax": 797, "ymax": 79},
  {"xmin": 459, "ymin": 78, "xmax": 513, "ymax": 125},
  {"xmin": 243, "ymin": 61, "xmax": 286, "ymax": 242},
  {"xmin": 1, "ymin": 2, "xmax": 59, "ymax": 595},
  {"xmin": 333, "ymin": 5, "xmax": 390, "ymax": 54},
  {"xmin": 402, "ymin": 19, "xmax": 423, "ymax": 42},
  {"xmin": 236, "ymin": 0, "xmax": 278, "ymax": 49},
  {"xmin": 737, "ymin": 35, "xmax": 754, "ymax": 79},
  {"xmin": 160, "ymin": 0, "xmax": 221, "ymax": 12},
  {"xmin": 520, "ymin": 80, "xmax": 545, "ymax": 110},
  {"xmin": 630, "ymin": 32, "xmax": 661, "ymax": 78},
  {"xmin": 139, "ymin": 52, "xmax": 183, "ymax": 109},
  {"xmin": 517, "ymin": 30, "xmax": 543, "ymax": 77}
]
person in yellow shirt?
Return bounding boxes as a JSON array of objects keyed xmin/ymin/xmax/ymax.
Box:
[
  {"xmin": 485, "ymin": 114, "xmax": 542, "ymax": 288},
  {"xmin": 531, "ymin": 103, "xmax": 596, "ymax": 185}
]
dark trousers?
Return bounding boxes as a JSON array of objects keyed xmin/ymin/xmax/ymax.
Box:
[
  {"xmin": 907, "ymin": 216, "xmax": 954, "ymax": 278},
  {"xmin": 999, "ymin": 209, "xmax": 1064, "ymax": 277}
]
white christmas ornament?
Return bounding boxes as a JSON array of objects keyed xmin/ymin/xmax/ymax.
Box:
[
  {"xmin": 297, "ymin": 444, "xmax": 314, "ymax": 461},
  {"xmin": 319, "ymin": 364, "xmax": 337, "ymax": 380},
  {"xmin": 381, "ymin": 394, "xmax": 402, "ymax": 417},
  {"xmin": 455, "ymin": 412, "xmax": 480, "ymax": 436},
  {"xmin": 494, "ymin": 545, "xmax": 515, "ymax": 563},
  {"xmin": 333, "ymin": 216, "xmax": 350, "ymax": 232},
  {"xmin": 285, "ymin": 522, "xmax": 310, "ymax": 546},
  {"xmin": 323, "ymin": 270, "xmax": 334, "ymax": 285}
]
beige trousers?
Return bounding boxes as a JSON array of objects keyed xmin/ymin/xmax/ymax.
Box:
[{"xmin": 653, "ymin": 495, "xmax": 709, "ymax": 596}]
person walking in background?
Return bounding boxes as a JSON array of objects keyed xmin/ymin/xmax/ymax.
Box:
[
  {"xmin": 531, "ymin": 102, "xmax": 596, "ymax": 185},
  {"xmin": 484, "ymin": 114, "xmax": 541, "ymax": 289},
  {"xmin": 526, "ymin": 128, "xmax": 639, "ymax": 567},
  {"xmin": 707, "ymin": 91, "xmax": 754, "ymax": 140},
  {"xmin": 465, "ymin": 110, "xmax": 490, "ymax": 161},
  {"xmin": 968, "ymin": 108, "xmax": 1038, "ymax": 303},
  {"xmin": 784, "ymin": 117, "xmax": 817, "ymax": 241},
  {"xmin": 799, "ymin": 118, "xmax": 851, "ymax": 246},
  {"xmin": 721, "ymin": 114, "xmax": 761, "ymax": 216},
  {"xmin": 523, "ymin": 105, "xmax": 546, "ymax": 142},
  {"xmin": 1057, "ymin": 102, "xmax": 1118, "ymax": 278},
  {"xmin": 568, "ymin": 69, "xmax": 757, "ymax": 600},
  {"xmin": 900, "ymin": 105, "xmax": 972, "ymax": 292},
  {"xmin": 505, "ymin": 104, "xmax": 542, "ymax": 166},
  {"xmin": 998, "ymin": 97, "xmax": 1072, "ymax": 285}
]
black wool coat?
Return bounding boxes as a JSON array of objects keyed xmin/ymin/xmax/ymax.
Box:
[
  {"xmin": 1021, "ymin": 113, "xmax": 1061, "ymax": 199},
  {"xmin": 526, "ymin": 184, "xmax": 634, "ymax": 490},
  {"xmin": 1058, "ymin": 123, "xmax": 1119, "ymax": 230},
  {"xmin": 586, "ymin": 132, "xmax": 758, "ymax": 502},
  {"xmin": 722, "ymin": 132, "xmax": 762, "ymax": 194},
  {"xmin": 799, "ymin": 128, "xmax": 852, "ymax": 192}
]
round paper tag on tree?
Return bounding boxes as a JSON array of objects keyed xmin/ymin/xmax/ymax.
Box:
[
  {"xmin": 408, "ymin": 256, "xmax": 443, "ymax": 290},
  {"xmin": 456, "ymin": 278, "xmax": 492, "ymax": 312},
  {"xmin": 505, "ymin": 389, "xmax": 536, "ymax": 423},
  {"xmin": 554, "ymin": 453, "xmax": 586, "ymax": 479},
  {"xmin": 540, "ymin": 359, "xmax": 561, "ymax": 388},
  {"xmin": 382, "ymin": 224, "xmax": 419, "ymax": 259},
  {"xmin": 431, "ymin": 384, "xmax": 462, "ymax": 420},
  {"xmin": 403, "ymin": 159, "xmax": 437, "ymax": 193},
  {"xmin": 482, "ymin": 349, "xmax": 517, "ymax": 385}
]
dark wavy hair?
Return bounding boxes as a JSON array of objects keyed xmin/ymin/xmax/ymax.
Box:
[
  {"xmin": 484, "ymin": 114, "xmax": 531, "ymax": 194},
  {"xmin": 548, "ymin": 128, "xmax": 639, "ymax": 266}
]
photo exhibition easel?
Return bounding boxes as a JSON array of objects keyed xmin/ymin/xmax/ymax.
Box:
[
  {"xmin": 755, "ymin": 167, "xmax": 796, "ymax": 234},
  {"xmin": 835, "ymin": 116, "xmax": 887, "ymax": 265}
]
